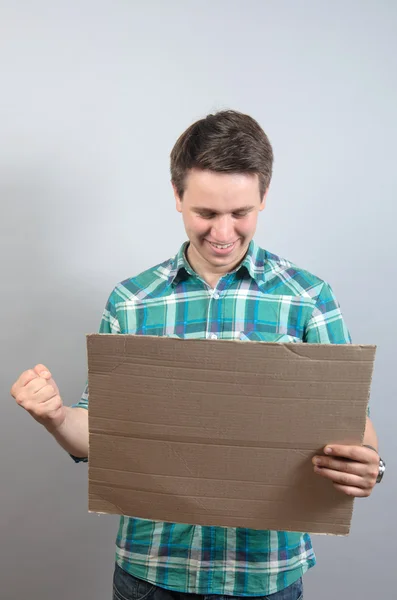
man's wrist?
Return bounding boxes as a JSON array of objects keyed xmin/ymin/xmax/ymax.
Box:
[
  {"xmin": 43, "ymin": 407, "xmax": 68, "ymax": 436},
  {"xmin": 363, "ymin": 444, "xmax": 386, "ymax": 483},
  {"xmin": 363, "ymin": 443, "xmax": 378, "ymax": 454}
]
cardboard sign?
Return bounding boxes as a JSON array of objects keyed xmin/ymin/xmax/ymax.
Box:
[{"xmin": 87, "ymin": 334, "xmax": 376, "ymax": 535}]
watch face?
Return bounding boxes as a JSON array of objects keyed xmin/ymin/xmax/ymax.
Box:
[{"xmin": 377, "ymin": 458, "xmax": 386, "ymax": 483}]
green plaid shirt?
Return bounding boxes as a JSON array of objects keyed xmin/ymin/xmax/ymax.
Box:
[{"xmin": 74, "ymin": 240, "xmax": 351, "ymax": 596}]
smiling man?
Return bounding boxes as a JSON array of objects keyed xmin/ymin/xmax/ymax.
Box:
[{"xmin": 11, "ymin": 110, "xmax": 384, "ymax": 600}]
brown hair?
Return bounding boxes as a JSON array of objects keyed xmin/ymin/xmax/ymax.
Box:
[{"xmin": 170, "ymin": 110, "xmax": 273, "ymax": 199}]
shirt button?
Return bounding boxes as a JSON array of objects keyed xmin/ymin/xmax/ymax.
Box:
[
  {"xmin": 209, "ymin": 333, "xmax": 218, "ymax": 340},
  {"xmin": 212, "ymin": 292, "xmax": 220, "ymax": 300}
]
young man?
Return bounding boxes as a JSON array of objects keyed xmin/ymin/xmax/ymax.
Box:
[{"xmin": 11, "ymin": 110, "xmax": 383, "ymax": 600}]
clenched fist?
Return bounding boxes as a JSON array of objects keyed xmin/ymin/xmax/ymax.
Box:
[{"xmin": 10, "ymin": 364, "xmax": 66, "ymax": 432}]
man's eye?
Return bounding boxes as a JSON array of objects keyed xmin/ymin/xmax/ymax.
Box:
[
  {"xmin": 199, "ymin": 213, "xmax": 215, "ymax": 219},
  {"xmin": 233, "ymin": 212, "xmax": 248, "ymax": 218}
]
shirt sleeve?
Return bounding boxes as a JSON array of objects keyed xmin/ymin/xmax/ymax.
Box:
[
  {"xmin": 304, "ymin": 282, "xmax": 351, "ymax": 344},
  {"xmin": 70, "ymin": 290, "xmax": 121, "ymax": 462},
  {"xmin": 304, "ymin": 282, "xmax": 370, "ymax": 415}
]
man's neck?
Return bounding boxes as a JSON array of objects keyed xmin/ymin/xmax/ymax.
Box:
[{"xmin": 185, "ymin": 243, "xmax": 246, "ymax": 289}]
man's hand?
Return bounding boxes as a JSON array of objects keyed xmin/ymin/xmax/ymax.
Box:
[
  {"xmin": 10, "ymin": 364, "xmax": 66, "ymax": 433},
  {"xmin": 312, "ymin": 445, "xmax": 379, "ymax": 497}
]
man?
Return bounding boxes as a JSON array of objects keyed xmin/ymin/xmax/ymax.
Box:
[{"xmin": 11, "ymin": 110, "xmax": 383, "ymax": 600}]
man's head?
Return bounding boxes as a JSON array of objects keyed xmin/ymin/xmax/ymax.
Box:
[{"xmin": 170, "ymin": 110, "xmax": 273, "ymax": 282}]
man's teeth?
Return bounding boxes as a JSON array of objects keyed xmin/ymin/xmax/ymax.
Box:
[{"xmin": 211, "ymin": 242, "xmax": 234, "ymax": 249}]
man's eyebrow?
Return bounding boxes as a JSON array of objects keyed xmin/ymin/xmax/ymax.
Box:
[
  {"xmin": 192, "ymin": 205, "xmax": 255, "ymax": 213},
  {"xmin": 232, "ymin": 206, "xmax": 255, "ymax": 212}
]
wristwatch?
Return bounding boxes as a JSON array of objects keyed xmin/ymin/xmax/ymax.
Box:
[
  {"xmin": 377, "ymin": 456, "xmax": 386, "ymax": 483},
  {"xmin": 363, "ymin": 444, "xmax": 386, "ymax": 483}
]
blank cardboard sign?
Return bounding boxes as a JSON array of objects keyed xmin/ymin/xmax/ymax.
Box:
[{"xmin": 87, "ymin": 334, "xmax": 376, "ymax": 535}]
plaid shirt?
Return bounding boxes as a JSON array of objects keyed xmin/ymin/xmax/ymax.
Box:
[{"xmin": 74, "ymin": 240, "xmax": 351, "ymax": 596}]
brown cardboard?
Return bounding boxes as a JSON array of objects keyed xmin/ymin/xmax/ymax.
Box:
[{"xmin": 87, "ymin": 334, "xmax": 376, "ymax": 535}]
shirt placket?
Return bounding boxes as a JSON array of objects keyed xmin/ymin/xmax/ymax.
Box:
[{"xmin": 206, "ymin": 276, "xmax": 230, "ymax": 340}]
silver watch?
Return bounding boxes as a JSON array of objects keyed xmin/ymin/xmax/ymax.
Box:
[{"xmin": 377, "ymin": 456, "xmax": 386, "ymax": 483}]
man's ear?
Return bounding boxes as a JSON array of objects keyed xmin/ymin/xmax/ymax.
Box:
[
  {"xmin": 259, "ymin": 188, "xmax": 269, "ymax": 212},
  {"xmin": 173, "ymin": 182, "xmax": 183, "ymax": 213}
]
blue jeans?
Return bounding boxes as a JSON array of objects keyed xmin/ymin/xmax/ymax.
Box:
[{"xmin": 113, "ymin": 563, "xmax": 303, "ymax": 600}]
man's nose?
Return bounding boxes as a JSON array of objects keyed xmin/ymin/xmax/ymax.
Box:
[{"xmin": 211, "ymin": 215, "xmax": 233, "ymax": 242}]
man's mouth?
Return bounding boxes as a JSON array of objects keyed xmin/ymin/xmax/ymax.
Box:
[{"xmin": 208, "ymin": 241, "xmax": 235, "ymax": 249}]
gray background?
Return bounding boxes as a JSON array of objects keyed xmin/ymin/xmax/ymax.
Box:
[{"xmin": 1, "ymin": 1, "xmax": 396, "ymax": 599}]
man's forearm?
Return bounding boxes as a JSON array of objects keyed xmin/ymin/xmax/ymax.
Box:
[
  {"xmin": 46, "ymin": 406, "xmax": 89, "ymax": 458},
  {"xmin": 363, "ymin": 416, "xmax": 378, "ymax": 452}
]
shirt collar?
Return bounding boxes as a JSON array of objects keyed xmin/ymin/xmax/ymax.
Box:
[
  {"xmin": 237, "ymin": 240, "xmax": 264, "ymax": 284},
  {"xmin": 168, "ymin": 240, "xmax": 265, "ymax": 286},
  {"xmin": 168, "ymin": 242, "xmax": 195, "ymax": 285}
]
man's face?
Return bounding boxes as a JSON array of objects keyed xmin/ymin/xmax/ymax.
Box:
[{"xmin": 174, "ymin": 169, "xmax": 266, "ymax": 276}]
